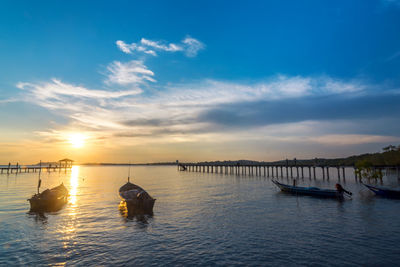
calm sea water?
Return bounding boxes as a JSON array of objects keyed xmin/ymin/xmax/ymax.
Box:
[{"xmin": 1, "ymin": 166, "xmax": 400, "ymax": 266}]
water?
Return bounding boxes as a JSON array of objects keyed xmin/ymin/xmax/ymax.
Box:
[{"xmin": 1, "ymin": 166, "xmax": 400, "ymax": 266}]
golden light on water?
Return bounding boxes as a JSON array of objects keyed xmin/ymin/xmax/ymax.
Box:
[
  {"xmin": 68, "ymin": 133, "xmax": 86, "ymax": 148},
  {"xmin": 61, "ymin": 165, "xmax": 80, "ymax": 250},
  {"xmin": 69, "ymin": 165, "xmax": 79, "ymax": 205}
]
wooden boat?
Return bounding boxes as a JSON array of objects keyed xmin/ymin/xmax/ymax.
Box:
[
  {"xmin": 28, "ymin": 183, "xmax": 68, "ymax": 212},
  {"xmin": 119, "ymin": 181, "xmax": 156, "ymax": 215},
  {"xmin": 272, "ymin": 180, "xmax": 351, "ymax": 199},
  {"xmin": 362, "ymin": 183, "xmax": 400, "ymax": 199}
]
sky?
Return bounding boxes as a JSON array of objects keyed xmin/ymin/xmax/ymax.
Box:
[{"xmin": 1, "ymin": 0, "xmax": 400, "ymax": 163}]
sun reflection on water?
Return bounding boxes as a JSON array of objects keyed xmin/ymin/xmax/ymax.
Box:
[
  {"xmin": 69, "ymin": 166, "xmax": 79, "ymax": 206},
  {"xmin": 61, "ymin": 166, "xmax": 80, "ymax": 251}
]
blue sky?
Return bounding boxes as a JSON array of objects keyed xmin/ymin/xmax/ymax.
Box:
[{"xmin": 1, "ymin": 0, "xmax": 400, "ymax": 163}]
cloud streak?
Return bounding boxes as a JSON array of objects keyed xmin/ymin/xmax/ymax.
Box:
[
  {"xmin": 17, "ymin": 79, "xmax": 142, "ymax": 100},
  {"xmin": 14, "ymin": 71, "xmax": 400, "ymax": 151},
  {"xmin": 105, "ymin": 60, "xmax": 156, "ymax": 86},
  {"xmin": 116, "ymin": 36, "xmax": 204, "ymax": 57}
]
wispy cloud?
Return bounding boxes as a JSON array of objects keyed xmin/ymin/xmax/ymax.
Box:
[
  {"xmin": 140, "ymin": 38, "xmax": 183, "ymax": 52},
  {"xmin": 17, "ymin": 79, "xmax": 142, "ymax": 100},
  {"xmin": 115, "ymin": 40, "xmax": 157, "ymax": 56},
  {"xmin": 116, "ymin": 36, "xmax": 204, "ymax": 57},
  {"xmin": 105, "ymin": 60, "xmax": 156, "ymax": 86},
  {"xmin": 15, "ymin": 69, "xmax": 397, "ymax": 151},
  {"xmin": 0, "ymin": 97, "xmax": 19, "ymax": 104},
  {"xmin": 182, "ymin": 36, "xmax": 205, "ymax": 57}
]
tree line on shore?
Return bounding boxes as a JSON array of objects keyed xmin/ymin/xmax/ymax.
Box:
[{"xmin": 198, "ymin": 145, "xmax": 400, "ymax": 167}]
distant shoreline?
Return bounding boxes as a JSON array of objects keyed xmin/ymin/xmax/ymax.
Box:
[
  {"xmin": 80, "ymin": 149, "xmax": 400, "ymax": 167},
  {"xmin": 3, "ymin": 148, "xmax": 399, "ymax": 167}
]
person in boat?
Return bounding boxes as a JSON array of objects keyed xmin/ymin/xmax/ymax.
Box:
[{"xmin": 335, "ymin": 184, "xmax": 352, "ymax": 196}]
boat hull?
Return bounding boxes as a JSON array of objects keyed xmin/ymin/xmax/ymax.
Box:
[
  {"xmin": 119, "ymin": 182, "xmax": 156, "ymax": 215},
  {"xmin": 363, "ymin": 183, "xmax": 400, "ymax": 199},
  {"xmin": 272, "ymin": 180, "xmax": 343, "ymax": 199},
  {"xmin": 28, "ymin": 196, "xmax": 68, "ymax": 212},
  {"xmin": 124, "ymin": 198, "xmax": 156, "ymax": 215},
  {"xmin": 28, "ymin": 183, "xmax": 68, "ymax": 212}
]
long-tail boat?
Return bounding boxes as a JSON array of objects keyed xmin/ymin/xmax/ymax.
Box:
[
  {"xmin": 27, "ymin": 160, "xmax": 68, "ymax": 212},
  {"xmin": 362, "ymin": 183, "xmax": 400, "ymax": 199},
  {"xmin": 119, "ymin": 182, "xmax": 156, "ymax": 215},
  {"xmin": 272, "ymin": 180, "xmax": 352, "ymax": 199},
  {"xmin": 28, "ymin": 183, "xmax": 68, "ymax": 212}
]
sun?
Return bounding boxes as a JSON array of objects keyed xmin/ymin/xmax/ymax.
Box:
[{"xmin": 68, "ymin": 133, "xmax": 86, "ymax": 148}]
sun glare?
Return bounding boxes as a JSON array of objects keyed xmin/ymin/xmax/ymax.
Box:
[{"xmin": 68, "ymin": 133, "xmax": 86, "ymax": 148}]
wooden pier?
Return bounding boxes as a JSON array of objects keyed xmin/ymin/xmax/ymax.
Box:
[
  {"xmin": 178, "ymin": 161, "xmax": 400, "ymax": 180},
  {"xmin": 0, "ymin": 165, "xmax": 72, "ymax": 174},
  {"xmin": 0, "ymin": 159, "xmax": 73, "ymax": 175}
]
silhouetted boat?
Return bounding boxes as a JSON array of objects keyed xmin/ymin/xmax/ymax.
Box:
[
  {"xmin": 272, "ymin": 180, "xmax": 351, "ymax": 199},
  {"xmin": 28, "ymin": 183, "xmax": 68, "ymax": 212},
  {"xmin": 119, "ymin": 182, "xmax": 156, "ymax": 215},
  {"xmin": 362, "ymin": 183, "xmax": 400, "ymax": 199},
  {"xmin": 28, "ymin": 160, "xmax": 68, "ymax": 212}
]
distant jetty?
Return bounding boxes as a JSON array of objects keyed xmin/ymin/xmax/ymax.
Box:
[
  {"xmin": 177, "ymin": 149, "xmax": 400, "ymax": 180},
  {"xmin": 177, "ymin": 161, "xmax": 400, "ymax": 180},
  {"xmin": 0, "ymin": 159, "xmax": 73, "ymax": 174}
]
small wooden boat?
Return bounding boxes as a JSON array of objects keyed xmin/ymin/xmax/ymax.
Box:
[
  {"xmin": 362, "ymin": 183, "xmax": 400, "ymax": 199},
  {"xmin": 28, "ymin": 183, "xmax": 68, "ymax": 212},
  {"xmin": 272, "ymin": 180, "xmax": 351, "ymax": 199},
  {"xmin": 119, "ymin": 182, "xmax": 156, "ymax": 215}
]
